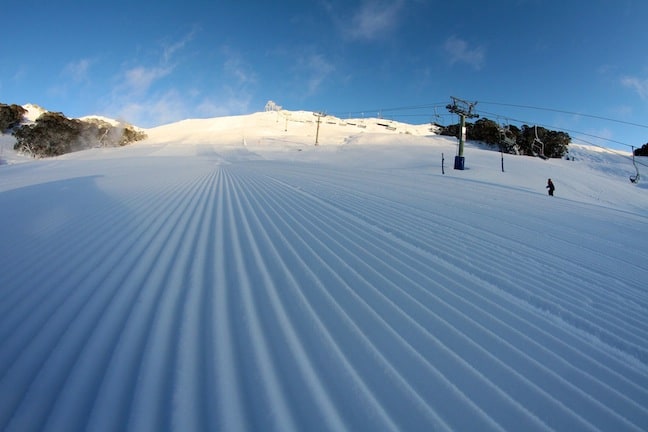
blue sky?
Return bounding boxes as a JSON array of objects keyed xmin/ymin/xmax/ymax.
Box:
[{"xmin": 2, "ymin": 0, "xmax": 648, "ymax": 151}]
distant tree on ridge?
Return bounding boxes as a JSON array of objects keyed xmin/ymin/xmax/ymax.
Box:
[{"xmin": 634, "ymin": 143, "xmax": 648, "ymax": 156}]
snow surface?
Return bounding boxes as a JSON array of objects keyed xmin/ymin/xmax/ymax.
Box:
[
  {"xmin": 78, "ymin": 115, "xmax": 125, "ymax": 128},
  {"xmin": 21, "ymin": 103, "xmax": 47, "ymax": 123},
  {"xmin": 0, "ymin": 110, "xmax": 647, "ymax": 431}
]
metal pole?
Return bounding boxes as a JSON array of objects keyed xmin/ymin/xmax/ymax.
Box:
[
  {"xmin": 446, "ymin": 97, "xmax": 477, "ymax": 171},
  {"xmin": 315, "ymin": 115, "xmax": 321, "ymax": 145},
  {"xmin": 458, "ymin": 114, "xmax": 466, "ymax": 157},
  {"xmin": 313, "ymin": 112, "xmax": 326, "ymax": 145}
]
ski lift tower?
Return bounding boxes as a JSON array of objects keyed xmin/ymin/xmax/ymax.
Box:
[
  {"xmin": 446, "ymin": 96, "xmax": 479, "ymax": 170},
  {"xmin": 313, "ymin": 111, "xmax": 326, "ymax": 145}
]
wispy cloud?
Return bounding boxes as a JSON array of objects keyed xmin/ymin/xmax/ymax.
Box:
[
  {"xmin": 113, "ymin": 39, "xmax": 261, "ymax": 126},
  {"xmin": 108, "ymin": 30, "xmax": 197, "ymax": 125},
  {"xmin": 48, "ymin": 58, "xmax": 94, "ymax": 98},
  {"xmin": 266, "ymin": 43, "xmax": 336, "ymax": 100},
  {"xmin": 621, "ymin": 75, "xmax": 648, "ymax": 99},
  {"xmin": 162, "ymin": 27, "xmax": 199, "ymax": 64},
  {"xmin": 304, "ymin": 53, "xmax": 336, "ymax": 95},
  {"xmin": 343, "ymin": 0, "xmax": 405, "ymax": 41},
  {"xmin": 222, "ymin": 47, "xmax": 257, "ymax": 86},
  {"xmin": 444, "ymin": 36, "xmax": 485, "ymax": 70},
  {"xmin": 64, "ymin": 58, "xmax": 93, "ymax": 82},
  {"xmin": 288, "ymin": 51, "xmax": 336, "ymax": 97},
  {"xmin": 118, "ymin": 89, "xmax": 188, "ymax": 126},
  {"xmin": 210, "ymin": 46, "xmax": 259, "ymax": 116},
  {"xmin": 610, "ymin": 104, "xmax": 633, "ymax": 118},
  {"xmin": 199, "ymin": 92, "xmax": 253, "ymax": 118},
  {"xmin": 123, "ymin": 65, "xmax": 173, "ymax": 94},
  {"xmin": 120, "ymin": 30, "xmax": 196, "ymax": 95}
]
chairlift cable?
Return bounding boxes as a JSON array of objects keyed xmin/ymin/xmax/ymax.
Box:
[
  {"xmin": 332, "ymin": 102, "xmax": 448, "ymax": 118},
  {"xmin": 476, "ymin": 108, "xmax": 637, "ymax": 150},
  {"xmin": 479, "ymin": 101, "xmax": 648, "ymax": 130}
]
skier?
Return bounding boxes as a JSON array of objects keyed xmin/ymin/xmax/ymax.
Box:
[{"xmin": 546, "ymin": 178, "xmax": 555, "ymax": 196}]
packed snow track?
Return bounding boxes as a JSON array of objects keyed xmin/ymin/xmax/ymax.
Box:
[{"xmin": 0, "ymin": 146, "xmax": 647, "ymax": 431}]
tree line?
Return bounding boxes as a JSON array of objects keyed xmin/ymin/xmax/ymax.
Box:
[
  {"xmin": 634, "ymin": 143, "xmax": 648, "ymax": 156},
  {"xmin": 439, "ymin": 117, "xmax": 571, "ymax": 158}
]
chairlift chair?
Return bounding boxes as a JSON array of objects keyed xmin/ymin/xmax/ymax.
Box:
[
  {"xmin": 532, "ymin": 125, "xmax": 547, "ymax": 159},
  {"xmin": 430, "ymin": 108, "xmax": 445, "ymax": 132},
  {"xmin": 498, "ymin": 122, "xmax": 516, "ymax": 148},
  {"xmin": 433, "ymin": 107, "xmax": 443, "ymax": 125}
]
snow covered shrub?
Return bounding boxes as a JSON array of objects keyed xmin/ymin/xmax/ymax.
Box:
[
  {"xmin": 0, "ymin": 103, "xmax": 27, "ymax": 132},
  {"xmin": 119, "ymin": 126, "xmax": 147, "ymax": 146},
  {"xmin": 13, "ymin": 112, "xmax": 147, "ymax": 157},
  {"xmin": 13, "ymin": 112, "xmax": 80, "ymax": 157}
]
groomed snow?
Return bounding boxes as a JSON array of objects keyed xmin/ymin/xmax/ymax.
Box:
[{"xmin": 0, "ymin": 111, "xmax": 647, "ymax": 431}]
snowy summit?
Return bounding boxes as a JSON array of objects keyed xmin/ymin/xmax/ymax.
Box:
[{"xmin": 0, "ymin": 108, "xmax": 647, "ymax": 431}]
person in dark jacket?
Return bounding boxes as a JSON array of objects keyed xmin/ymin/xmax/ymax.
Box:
[{"xmin": 546, "ymin": 178, "xmax": 555, "ymax": 196}]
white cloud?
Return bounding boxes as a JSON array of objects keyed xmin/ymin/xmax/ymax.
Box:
[
  {"xmin": 64, "ymin": 58, "xmax": 92, "ymax": 82},
  {"xmin": 108, "ymin": 29, "xmax": 197, "ymax": 123},
  {"xmin": 196, "ymin": 99, "xmax": 229, "ymax": 118},
  {"xmin": 290, "ymin": 52, "xmax": 336, "ymax": 97},
  {"xmin": 444, "ymin": 36, "xmax": 485, "ymax": 70},
  {"xmin": 222, "ymin": 47, "xmax": 257, "ymax": 86},
  {"xmin": 117, "ymin": 89, "xmax": 187, "ymax": 126},
  {"xmin": 163, "ymin": 27, "xmax": 198, "ymax": 64},
  {"xmin": 305, "ymin": 54, "xmax": 336, "ymax": 95},
  {"xmin": 202, "ymin": 93, "xmax": 252, "ymax": 117},
  {"xmin": 621, "ymin": 76, "xmax": 648, "ymax": 99},
  {"xmin": 345, "ymin": 0, "xmax": 404, "ymax": 41},
  {"xmin": 106, "ymin": 31, "xmax": 261, "ymax": 126},
  {"xmin": 123, "ymin": 66, "xmax": 172, "ymax": 94}
]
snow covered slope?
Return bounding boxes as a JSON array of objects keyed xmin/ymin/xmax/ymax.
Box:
[{"xmin": 0, "ymin": 111, "xmax": 647, "ymax": 431}]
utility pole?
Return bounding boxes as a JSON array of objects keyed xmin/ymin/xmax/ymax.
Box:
[
  {"xmin": 313, "ymin": 111, "xmax": 326, "ymax": 145},
  {"xmin": 446, "ymin": 96, "xmax": 479, "ymax": 170}
]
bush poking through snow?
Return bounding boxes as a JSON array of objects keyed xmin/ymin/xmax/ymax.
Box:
[
  {"xmin": 12, "ymin": 112, "xmax": 147, "ymax": 158},
  {"xmin": 0, "ymin": 103, "xmax": 27, "ymax": 132}
]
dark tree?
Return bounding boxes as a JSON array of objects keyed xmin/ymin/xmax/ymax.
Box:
[
  {"xmin": 13, "ymin": 112, "xmax": 81, "ymax": 156},
  {"xmin": 439, "ymin": 117, "xmax": 569, "ymax": 158},
  {"xmin": 468, "ymin": 118, "xmax": 500, "ymax": 146},
  {"xmin": 516, "ymin": 125, "xmax": 569, "ymax": 158},
  {"xmin": 439, "ymin": 123, "xmax": 461, "ymax": 139},
  {"xmin": 0, "ymin": 103, "xmax": 27, "ymax": 132},
  {"xmin": 634, "ymin": 143, "xmax": 648, "ymax": 156},
  {"xmin": 13, "ymin": 111, "xmax": 147, "ymax": 158},
  {"xmin": 543, "ymin": 129, "xmax": 571, "ymax": 158}
]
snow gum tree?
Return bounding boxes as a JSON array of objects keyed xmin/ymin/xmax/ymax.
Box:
[
  {"xmin": 0, "ymin": 103, "xmax": 27, "ymax": 132},
  {"xmin": 440, "ymin": 118, "xmax": 570, "ymax": 158},
  {"xmin": 13, "ymin": 112, "xmax": 147, "ymax": 158}
]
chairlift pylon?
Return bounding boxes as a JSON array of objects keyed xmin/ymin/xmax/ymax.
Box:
[{"xmin": 630, "ymin": 146, "xmax": 640, "ymax": 183}]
